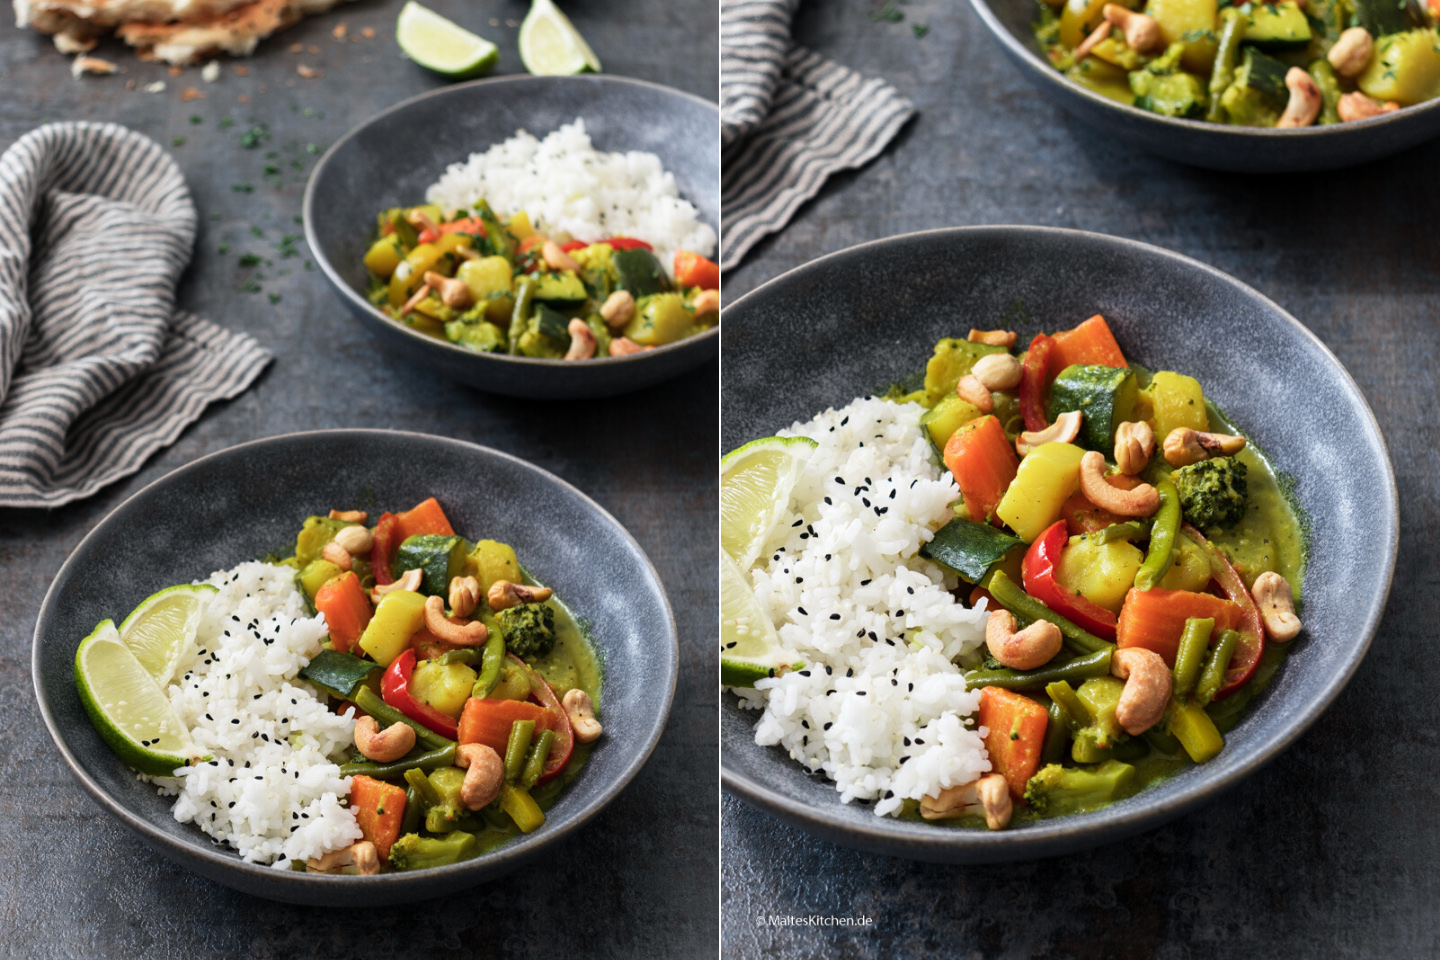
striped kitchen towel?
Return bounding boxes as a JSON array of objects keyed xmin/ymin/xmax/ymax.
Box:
[
  {"xmin": 721, "ymin": 0, "xmax": 916, "ymax": 270},
  {"xmin": 0, "ymin": 122, "xmax": 271, "ymax": 508}
]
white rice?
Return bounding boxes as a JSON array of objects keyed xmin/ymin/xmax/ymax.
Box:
[
  {"xmin": 425, "ymin": 119, "xmax": 717, "ymax": 275},
  {"xmin": 147, "ymin": 562, "xmax": 360, "ymax": 868},
  {"xmin": 735, "ymin": 397, "xmax": 994, "ymax": 816}
]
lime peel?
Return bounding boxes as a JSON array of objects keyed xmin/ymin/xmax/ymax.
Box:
[
  {"xmin": 397, "ymin": 1, "xmax": 501, "ymax": 79},
  {"xmin": 720, "ymin": 435, "xmax": 817, "ymax": 572},
  {"xmin": 720, "ymin": 551, "xmax": 804, "ymax": 688},
  {"xmin": 518, "ymin": 0, "xmax": 602, "ymax": 76}
]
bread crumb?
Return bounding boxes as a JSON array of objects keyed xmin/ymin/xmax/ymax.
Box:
[
  {"xmin": 202, "ymin": 60, "xmax": 220, "ymax": 82},
  {"xmin": 297, "ymin": 63, "xmax": 323, "ymax": 78},
  {"xmin": 180, "ymin": 87, "xmax": 204, "ymax": 100},
  {"xmin": 332, "ymin": 21, "xmax": 346, "ymax": 38},
  {"xmin": 71, "ymin": 56, "xmax": 118, "ymax": 77},
  {"xmin": 144, "ymin": 79, "xmax": 166, "ymax": 92}
]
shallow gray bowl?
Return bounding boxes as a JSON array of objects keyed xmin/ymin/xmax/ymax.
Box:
[
  {"xmin": 304, "ymin": 75, "xmax": 718, "ymax": 398},
  {"xmin": 969, "ymin": 0, "xmax": 1440, "ymax": 171},
  {"xmin": 721, "ymin": 226, "xmax": 1396, "ymax": 862},
  {"xmin": 33, "ymin": 430, "xmax": 678, "ymax": 904}
]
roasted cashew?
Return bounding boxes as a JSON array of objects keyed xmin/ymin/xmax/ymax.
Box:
[
  {"xmin": 1110, "ymin": 647, "xmax": 1172, "ymax": 735},
  {"xmin": 306, "ymin": 840, "xmax": 379, "ymax": 875},
  {"xmin": 321, "ymin": 540, "xmax": 353, "ymax": 572},
  {"xmin": 968, "ymin": 329, "xmax": 1018, "ymax": 349},
  {"xmin": 1162, "ymin": 427, "xmax": 1247, "ymax": 467},
  {"xmin": 353, "ymin": 715, "xmax": 416, "ymax": 762},
  {"xmin": 955, "ymin": 374, "xmax": 994, "ymax": 414},
  {"xmin": 329, "ymin": 509, "xmax": 368, "ymax": 523},
  {"xmin": 1328, "ymin": 27, "xmax": 1374, "ymax": 78},
  {"xmin": 920, "ymin": 773, "xmax": 1012, "ymax": 830},
  {"xmin": 333, "ymin": 524, "xmax": 373, "ymax": 557},
  {"xmin": 1072, "ymin": 18, "xmax": 1113, "ymax": 61},
  {"xmin": 563, "ymin": 688, "xmax": 603, "ymax": 743},
  {"xmin": 422, "ymin": 271, "xmax": 474, "ymax": 310},
  {"xmin": 1252, "ymin": 571, "xmax": 1302, "ymax": 642},
  {"xmin": 610, "ymin": 336, "xmax": 651, "ymax": 357},
  {"xmin": 1103, "ymin": 4, "xmax": 1163, "ymax": 52},
  {"xmin": 1079, "ymin": 451, "xmax": 1159, "ymax": 517},
  {"xmin": 1338, "ymin": 90, "xmax": 1400, "ymax": 122},
  {"xmin": 985, "ymin": 609, "xmax": 1064, "ymax": 670},
  {"xmin": 423, "ymin": 595, "xmax": 488, "ymax": 646},
  {"xmin": 405, "ymin": 208, "xmax": 439, "ymax": 236},
  {"xmin": 1113, "ymin": 420, "xmax": 1155, "ymax": 476},
  {"xmin": 565, "ymin": 318, "xmax": 597, "ymax": 360},
  {"xmin": 370, "ymin": 568, "xmax": 422, "ymax": 605},
  {"xmin": 398, "ymin": 283, "xmax": 431, "ymax": 317},
  {"xmin": 487, "ymin": 579, "xmax": 555, "ymax": 612},
  {"xmin": 971, "ymin": 353, "xmax": 1023, "ymax": 391},
  {"xmin": 1277, "ymin": 67, "xmax": 1322, "ymax": 128},
  {"xmin": 600, "ymin": 290, "xmax": 635, "ymax": 330},
  {"xmin": 692, "ymin": 289, "xmax": 720, "ymax": 317},
  {"xmin": 448, "ymin": 576, "xmax": 482, "ymax": 619},
  {"xmin": 542, "ymin": 240, "xmax": 580, "ymax": 273},
  {"xmin": 1015, "ymin": 410, "xmax": 1082, "ymax": 456},
  {"xmin": 455, "ymin": 743, "xmax": 505, "ymax": 810}
]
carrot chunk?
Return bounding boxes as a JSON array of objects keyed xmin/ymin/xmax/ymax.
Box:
[
  {"xmin": 314, "ymin": 572, "xmax": 373, "ymax": 655},
  {"xmin": 394, "ymin": 496, "xmax": 455, "ymax": 542},
  {"xmin": 978, "ymin": 687, "xmax": 1049, "ymax": 799},
  {"xmin": 1050, "ymin": 314, "xmax": 1128, "ymax": 374},
  {"xmin": 349, "ymin": 775, "xmax": 406, "ymax": 861},
  {"xmin": 1116, "ymin": 587, "xmax": 1241, "ymax": 666},
  {"xmin": 943, "ymin": 415, "xmax": 1019, "ymax": 525},
  {"xmin": 458, "ymin": 697, "xmax": 550, "ymax": 753}
]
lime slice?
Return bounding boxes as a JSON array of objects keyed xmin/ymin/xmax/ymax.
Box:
[
  {"xmin": 720, "ymin": 551, "xmax": 802, "ymax": 688},
  {"xmin": 518, "ymin": 0, "xmax": 601, "ymax": 76},
  {"xmin": 397, "ymin": 1, "xmax": 500, "ymax": 79},
  {"xmin": 118, "ymin": 583, "xmax": 215, "ymax": 686},
  {"xmin": 720, "ymin": 435, "xmax": 817, "ymax": 571},
  {"xmin": 75, "ymin": 620, "xmax": 205, "ymax": 777}
]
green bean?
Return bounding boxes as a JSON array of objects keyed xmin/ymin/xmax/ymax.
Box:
[
  {"xmin": 1135, "ymin": 479, "xmax": 1180, "ymax": 591},
  {"xmin": 1195, "ymin": 629, "xmax": 1239, "ymax": 705},
  {"xmin": 1041, "ymin": 700, "xmax": 1070, "ymax": 764},
  {"xmin": 1045, "ymin": 680, "xmax": 1093, "ymax": 727},
  {"xmin": 521, "ymin": 729, "xmax": 555, "ymax": 788},
  {"xmin": 1207, "ymin": 8, "xmax": 1245, "ymax": 123},
  {"xmin": 988, "ymin": 570, "xmax": 1112, "ymax": 655},
  {"xmin": 1308, "ymin": 59, "xmax": 1342, "ymax": 125},
  {"xmin": 439, "ymin": 648, "xmax": 482, "ymax": 667},
  {"xmin": 471, "ymin": 626, "xmax": 507, "ymax": 699},
  {"xmin": 504, "ymin": 719, "xmax": 536, "ymax": 781},
  {"xmin": 1172, "ymin": 617, "xmax": 1214, "ymax": 699},
  {"xmin": 507, "ymin": 277, "xmax": 536, "ymax": 354},
  {"xmin": 965, "ymin": 647, "xmax": 1114, "ymax": 691},
  {"xmin": 352, "ymin": 686, "xmax": 454, "ymax": 751},
  {"xmin": 400, "ymin": 785, "xmax": 423, "ymax": 836},
  {"xmin": 1096, "ymin": 520, "xmax": 1151, "ymax": 544},
  {"xmin": 1143, "ymin": 724, "xmax": 1183, "ymax": 755},
  {"xmin": 339, "ymin": 743, "xmax": 457, "ymax": 779},
  {"xmin": 404, "ymin": 767, "xmax": 441, "ymax": 807}
]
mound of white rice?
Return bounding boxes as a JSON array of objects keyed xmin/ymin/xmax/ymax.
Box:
[
  {"xmin": 147, "ymin": 562, "xmax": 359, "ymax": 868},
  {"xmin": 425, "ymin": 119, "xmax": 717, "ymax": 276},
  {"xmin": 735, "ymin": 397, "xmax": 995, "ymax": 816}
]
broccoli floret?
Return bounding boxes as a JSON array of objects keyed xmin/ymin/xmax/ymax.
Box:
[
  {"xmin": 1023, "ymin": 760, "xmax": 1136, "ymax": 817},
  {"xmin": 387, "ymin": 831, "xmax": 478, "ymax": 871},
  {"xmin": 1173, "ymin": 456, "xmax": 1248, "ymax": 528},
  {"xmin": 498, "ymin": 602, "xmax": 556, "ymax": 660},
  {"xmin": 423, "ymin": 766, "xmax": 467, "ymax": 833}
]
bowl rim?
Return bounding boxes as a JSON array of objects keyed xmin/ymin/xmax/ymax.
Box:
[
  {"xmin": 32, "ymin": 428, "xmax": 680, "ymax": 890},
  {"xmin": 301, "ymin": 73, "xmax": 719, "ymax": 372},
  {"xmin": 719, "ymin": 225, "xmax": 1399, "ymax": 858},
  {"xmin": 966, "ymin": 0, "xmax": 1440, "ymax": 141}
]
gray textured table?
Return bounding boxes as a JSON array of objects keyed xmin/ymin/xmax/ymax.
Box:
[
  {"xmin": 0, "ymin": 2, "xmax": 717, "ymax": 957},
  {"xmin": 723, "ymin": 1, "xmax": 1440, "ymax": 957}
]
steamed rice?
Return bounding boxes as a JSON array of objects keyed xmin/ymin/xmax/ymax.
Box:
[
  {"xmin": 735, "ymin": 397, "xmax": 994, "ymax": 817},
  {"xmin": 147, "ymin": 561, "xmax": 359, "ymax": 868},
  {"xmin": 425, "ymin": 119, "xmax": 716, "ymax": 275}
]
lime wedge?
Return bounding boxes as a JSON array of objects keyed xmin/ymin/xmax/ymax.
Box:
[
  {"xmin": 118, "ymin": 583, "xmax": 215, "ymax": 686},
  {"xmin": 720, "ymin": 551, "xmax": 802, "ymax": 688},
  {"xmin": 720, "ymin": 435, "xmax": 817, "ymax": 571},
  {"xmin": 518, "ymin": 0, "xmax": 601, "ymax": 76},
  {"xmin": 397, "ymin": 1, "xmax": 500, "ymax": 79},
  {"xmin": 75, "ymin": 620, "xmax": 205, "ymax": 777}
]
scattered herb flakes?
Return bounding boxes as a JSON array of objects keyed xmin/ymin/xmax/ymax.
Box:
[
  {"xmin": 218, "ymin": 242, "xmax": 230, "ymax": 254},
  {"xmin": 268, "ymin": 293, "xmax": 282, "ymax": 304},
  {"xmin": 220, "ymin": 117, "xmax": 236, "ymax": 129},
  {"xmin": 304, "ymin": 260, "xmax": 315, "ymax": 272},
  {"xmin": 293, "ymin": 215, "xmax": 303, "ymax": 225},
  {"xmin": 263, "ymin": 163, "xmax": 280, "ymax": 175},
  {"xmin": 872, "ymin": 1, "xmax": 904, "ymax": 22},
  {"xmin": 240, "ymin": 124, "xmax": 270, "ymax": 149},
  {"xmin": 232, "ymin": 183, "xmax": 254, "ymax": 193},
  {"xmin": 238, "ymin": 253, "xmax": 264, "ymax": 267},
  {"xmin": 913, "ymin": 23, "xmax": 929, "ymax": 36},
  {"xmin": 303, "ymin": 107, "xmax": 316, "ymax": 117},
  {"xmin": 172, "ymin": 137, "xmax": 187, "ymax": 147},
  {"xmin": 210, "ymin": 212, "xmax": 222, "ymax": 221},
  {"xmin": 237, "ymin": 278, "xmax": 262, "ymax": 294},
  {"xmin": 251, "ymin": 226, "xmax": 264, "ymax": 238},
  {"xmin": 305, "ymin": 143, "xmax": 321, "ymax": 154},
  {"xmin": 277, "ymin": 234, "xmax": 301, "ymax": 258},
  {"xmin": 190, "ymin": 115, "xmax": 204, "ymax": 124}
]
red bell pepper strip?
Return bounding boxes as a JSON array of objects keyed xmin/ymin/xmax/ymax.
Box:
[
  {"xmin": 559, "ymin": 239, "xmax": 589, "ymax": 253},
  {"xmin": 1021, "ymin": 520, "xmax": 1118, "ymax": 639},
  {"xmin": 381, "ymin": 649, "xmax": 460, "ymax": 740},
  {"xmin": 1181, "ymin": 523, "xmax": 1264, "ymax": 698},
  {"xmin": 438, "ymin": 217, "xmax": 485, "ymax": 237},
  {"xmin": 416, "ymin": 228, "xmax": 439, "ymax": 244},
  {"xmin": 506, "ymin": 653, "xmax": 574, "ymax": 784},
  {"xmin": 673, "ymin": 249, "xmax": 720, "ymax": 288},
  {"xmin": 369, "ymin": 512, "xmax": 399, "ymax": 585},
  {"xmin": 603, "ymin": 236, "xmax": 653, "ymax": 251},
  {"xmin": 1019, "ymin": 333, "xmax": 1055, "ymax": 432}
]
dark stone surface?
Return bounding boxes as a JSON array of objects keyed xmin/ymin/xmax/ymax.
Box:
[
  {"xmin": 723, "ymin": 1, "xmax": 1440, "ymax": 957},
  {"xmin": 0, "ymin": 0, "xmax": 716, "ymax": 956}
]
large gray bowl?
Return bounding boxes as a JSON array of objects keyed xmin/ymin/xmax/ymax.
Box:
[
  {"xmin": 33, "ymin": 430, "xmax": 678, "ymax": 904},
  {"xmin": 721, "ymin": 226, "xmax": 1397, "ymax": 862},
  {"xmin": 969, "ymin": 0, "xmax": 1440, "ymax": 171},
  {"xmin": 304, "ymin": 75, "xmax": 718, "ymax": 398}
]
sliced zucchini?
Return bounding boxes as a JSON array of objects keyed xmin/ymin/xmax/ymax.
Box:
[
  {"xmin": 1239, "ymin": 1, "xmax": 1312, "ymax": 50},
  {"xmin": 923, "ymin": 338, "xmax": 1007, "ymax": 406},
  {"xmin": 919, "ymin": 518, "xmax": 1024, "ymax": 583},
  {"xmin": 1047, "ymin": 364, "xmax": 1139, "ymax": 451},
  {"xmin": 613, "ymin": 248, "xmax": 671, "ymax": 298},
  {"xmin": 395, "ymin": 534, "xmax": 468, "ymax": 597},
  {"xmin": 920, "ymin": 394, "xmax": 986, "ymax": 451},
  {"xmin": 1349, "ymin": 0, "xmax": 1424, "ymax": 37},
  {"xmin": 532, "ymin": 270, "xmax": 588, "ymax": 303}
]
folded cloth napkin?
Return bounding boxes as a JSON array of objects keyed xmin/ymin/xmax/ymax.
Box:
[
  {"xmin": 721, "ymin": 0, "xmax": 917, "ymax": 270},
  {"xmin": 0, "ymin": 122, "xmax": 271, "ymax": 508}
]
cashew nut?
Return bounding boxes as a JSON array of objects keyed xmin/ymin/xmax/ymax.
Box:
[
  {"xmin": 446, "ymin": 576, "xmax": 482, "ymax": 619},
  {"xmin": 609, "ymin": 336, "xmax": 652, "ymax": 357},
  {"xmin": 1338, "ymin": 90, "xmax": 1400, "ymax": 122},
  {"xmin": 398, "ymin": 283, "xmax": 431, "ymax": 317},
  {"xmin": 321, "ymin": 540, "xmax": 353, "ymax": 571},
  {"xmin": 329, "ymin": 509, "xmax": 368, "ymax": 523},
  {"xmin": 968, "ymin": 329, "xmax": 1018, "ymax": 349},
  {"xmin": 600, "ymin": 290, "xmax": 635, "ymax": 330},
  {"xmin": 306, "ymin": 840, "xmax": 379, "ymax": 875},
  {"xmin": 1113, "ymin": 420, "xmax": 1155, "ymax": 475},
  {"xmin": 692, "ymin": 289, "xmax": 720, "ymax": 317},
  {"xmin": 370, "ymin": 567, "xmax": 422, "ymax": 605},
  {"xmin": 455, "ymin": 743, "xmax": 504, "ymax": 810},
  {"xmin": 423, "ymin": 594, "xmax": 488, "ymax": 646},
  {"xmin": 971, "ymin": 353, "xmax": 1023, "ymax": 391},
  {"xmin": 1110, "ymin": 647, "xmax": 1172, "ymax": 735},
  {"xmin": 1162, "ymin": 427, "xmax": 1246, "ymax": 467},
  {"xmin": 955, "ymin": 374, "xmax": 994, "ymax": 414},
  {"xmin": 1079, "ymin": 451, "xmax": 1159, "ymax": 517},
  {"xmin": 920, "ymin": 773, "xmax": 1012, "ymax": 830},
  {"xmin": 985, "ymin": 609, "xmax": 1064, "ymax": 670},
  {"xmin": 1072, "ymin": 18, "xmax": 1113, "ymax": 61},
  {"xmin": 353, "ymin": 715, "xmax": 416, "ymax": 762},
  {"xmin": 333, "ymin": 524, "xmax": 373, "ymax": 557},
  {"xmin": 563, "ymin": 688, "xmax": 603, "ymax": 743},
  {"xmin": 1016, "ymin": 409, "xmax": 1082, "ymax": 456},
  {"xmin": 1252, "ymin": 571, "xmax": 1301, "ymax": 642},
  {"xmin": 1103, "ymin": 4, "xmax": 1163, "ymax": 52},
  {"xmin": 487, "ymin": 579, "xmax": 555, "ymax": 611},
  {"xmin": 422, "ymin": 270, "xmax": 474, "ymax": 310},
  {"xmin": 405, "ymin": 208, "xmax": 439, "ymax": 236},
  {"xmin": 1277, "ymin": 67, "xmax": 1322, "ymax": 129},
  {"xmin": 1328, "ymin": 26, "xmax": 1374, "ymax": 78},
  {"xmin": 542, "ymin": 240, "xmax": 580, "ymax": 273},
  {"xmin": 565, "ymin": 318, "xmax": 597, "ymax": 361}
]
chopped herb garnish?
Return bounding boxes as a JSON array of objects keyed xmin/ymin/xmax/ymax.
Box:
[
  {"xmin": 172, "ymin": 137, "xmax": 186, "ymax": 146},
  {"xmin": 231, "ymin": 183, "xmax": 254, "ymax": 193},
  {"xmin": 913, "ymin": 23, "xmax": 929, "ymax": 36},
  {"xmin": 871, "ymin": 1, "xmax": 904, "ymax": 21}
]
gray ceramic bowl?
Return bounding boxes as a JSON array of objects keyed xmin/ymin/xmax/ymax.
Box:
[
  {"xmin": 969, "ymin": 0, "xmax": 1440, "ymax": 171},
  {"xmin": 722, "ymin": 226, "xmax": 1396, "ymax": 862},
  {"xmin": 33, "ymin": 430, "xmax": 677, "ymax": 904},
  {"xmin": 304, "ymin": 75, "xmax": 718, "ymax": 398}
]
